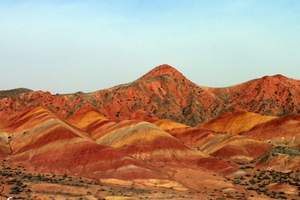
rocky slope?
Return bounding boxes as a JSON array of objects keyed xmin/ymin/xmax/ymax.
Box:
[
  {"xmin": 212, "ymin": 74, "xmax": 300, "ymax": 117},
  {"xmin": 1, "ymin": 104, "xmax": 299, "ymax": 199},
  {"xmin": 1, "ymin": 65, "xmax": 300, "ymax": 126},
  {"xmin": 1, "ymin": 64, "xmax": 300, "ymax": 199}
]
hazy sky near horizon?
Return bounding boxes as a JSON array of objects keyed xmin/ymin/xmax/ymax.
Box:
[{"xmin": 1, "ymin": 0, "xmax": 300, "ymax": 93}]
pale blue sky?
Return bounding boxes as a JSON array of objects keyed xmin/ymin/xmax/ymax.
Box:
[{"xmin": 1, "ymin": 0, "xmax": 300, "ymax": 93}]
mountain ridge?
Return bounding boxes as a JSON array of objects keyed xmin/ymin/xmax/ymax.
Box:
[
  {"xmin": 0, "ymin": 64, "xmax": 299, "ymax": 126},
  {"xmin": 1, "ymin": 66, "xmax": 300, "ymax": 199}
]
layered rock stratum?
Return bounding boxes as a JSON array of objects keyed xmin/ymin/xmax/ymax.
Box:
[{"xmin": 1, "ymin": 64, "xmax": 300, "ymax": 199}]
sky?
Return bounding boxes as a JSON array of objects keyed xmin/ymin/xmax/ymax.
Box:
[{"xmin": 0, "ymin": 0, "xmax": 300, "ymax": 93}]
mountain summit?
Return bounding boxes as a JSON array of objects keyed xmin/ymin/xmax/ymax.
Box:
[{"xmin": 140, "ymin": 64, "xmax": 187, "ymax": 80}]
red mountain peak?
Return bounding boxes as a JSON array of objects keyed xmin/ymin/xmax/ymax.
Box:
[
  {"xmin": 261, "ymin": 74, "xmax": 289, "ymax": 81},
  {"xmin": 272, "ymin": 74, "xmax": 288, "ymax": 79},
  {"xmin": 140, "ymin": 64, "xmax": 186, "ymax": 80}
]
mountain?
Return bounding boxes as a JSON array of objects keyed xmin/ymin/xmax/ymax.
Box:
[
  {"xmin": 0, "ymin": 107, "xmax": 168, "ymax": 180},
  {"xmin": 1, "ymin": 65, "xmax": 300, "ymax": 127},
  {"xmin": 2, "ymin": 70, "xmax": 300, "ymax": 199},
  {"xmin": 1, "ymin": 106, "xmax": 242, "ymax": 199},
  {"xmin": 90, "ymin": 64, "xmax": 223, "ymax": 125},
  {"xmin": 212, "ymin": 74, "xmax": 300, "ymax": 116}
]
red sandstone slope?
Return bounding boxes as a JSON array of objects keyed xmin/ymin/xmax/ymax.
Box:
[
  {"xmin": 242, "ymin": 115, "xmax": 300, "ymax": 148},
  {"xmin": 66, "ymin": 104, "xmax": 113, "ymax": 136},
  {"xmin": 94, "ymin": 121, "xmax": 237, "ymax": 174},
  {"xmin": 0, "ymin": 106, "xmax": 236, "ymax": 180},
  {"xmin": 89, "ymin": 64, "xmax": 223, "ymax": 125},
  {"xmin": 65, "ymin": 107, "xmax": 237, "ymax": 174},
  {"xmin": 168, "ymin": 127, "xmax": 271, "ymax": 164},
  {"xmin": 200, "ymin": 111, "xmax": 277, "ymax": 135},
  {"xmin": 2, "ymin": 67, "xmax": 300, "ymax": 199},
  {"xmin": 0, "ymin": 64, "xmax": 224, "ymax": 126},
  {"xmin": 1, "ymin": 65, "xmax": 300, "ymax": 126},
  {"xmin": 212, "ymin": 74, "xmax": 300, "ymax": 116},
  {"xmin": 66, "ymin": 105, "xmax": 236, "ymax": 173},
  {"xmin": 1, "ymin": 107, "xmax": 167, "ymax": 180}
]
